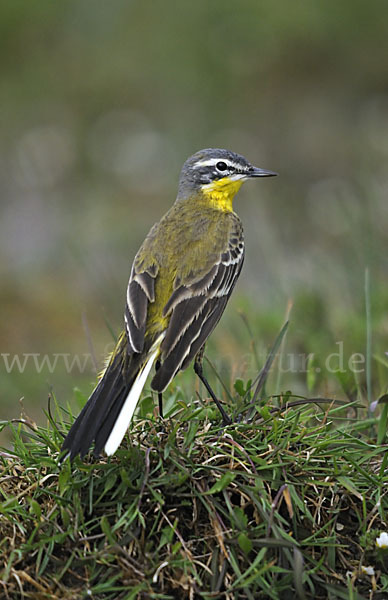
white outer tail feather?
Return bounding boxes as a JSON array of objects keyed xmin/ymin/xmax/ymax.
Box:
[{"xmin": 104, "ymin": 336, "xmax": 163, "ymax": 456}]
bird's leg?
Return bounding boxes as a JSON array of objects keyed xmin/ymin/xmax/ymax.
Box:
[
  {"xmin": 155, "ymin": 360, "xmax": 164, "ymax": 418},
  {"xmin": 194, "ymin": 348, "xmax": 231, "ymax": 425}
]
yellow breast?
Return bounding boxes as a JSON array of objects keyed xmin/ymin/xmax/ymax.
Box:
[{"xmin": 201, "ymin": 177, "xmax": 244, "ymax": 212}]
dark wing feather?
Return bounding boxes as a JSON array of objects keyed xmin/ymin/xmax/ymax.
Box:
[
  {"xmin": 151, "ymin": 232, "xmax": 244, "ymax": 392},
  {"xmin": 125, "ymin": 264, "xmax": 158, "ymax": 353},
  {"xmin": 161, "ymin": 295, "xmax": 208, "ymax": 355},
  {"xmin": 179, "ymin": 295, "xmax": 229, "ymax": 371}
]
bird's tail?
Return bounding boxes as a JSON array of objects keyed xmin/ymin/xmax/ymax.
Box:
[{"xmin": 61, "ymin": 334, "xmax": 161, "ymax": 460}]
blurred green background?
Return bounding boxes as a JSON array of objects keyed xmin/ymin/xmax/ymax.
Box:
[{"xmin": 1, "ymin": 0, "xmax": 388, "ymax": 430}]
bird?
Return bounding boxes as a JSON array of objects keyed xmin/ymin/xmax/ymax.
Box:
[{"xmin": 61, "ymin": 148, "xmax": 276, "ymax": 460}]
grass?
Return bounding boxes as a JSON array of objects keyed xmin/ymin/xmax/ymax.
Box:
[{"xmin": 1, "ymin": 337, "xmax": 388, "ymax": 599}]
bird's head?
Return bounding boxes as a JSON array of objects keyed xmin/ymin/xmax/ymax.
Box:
[{"xmin": 177, "ymin": 148, "xmax": 277, "ymax": 211}]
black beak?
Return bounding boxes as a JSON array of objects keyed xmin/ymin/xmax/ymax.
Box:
[{"xmin": 248, "ymin": 166, "xmax": 278, "ymax": 177}]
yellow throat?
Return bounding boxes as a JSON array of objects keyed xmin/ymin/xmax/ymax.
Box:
[{"xmin": 201, "ymin": 177, "xmax": 244, "ymax": 212}]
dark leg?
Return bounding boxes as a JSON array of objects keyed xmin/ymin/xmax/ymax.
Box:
[
  {"xmin": 194, "ymin": 348, "xmax": 231, "ymax": 425},
  {"xmin": 158, "ymin": 392, "xmax": 163, "ymax": 419},
  {"xmin": 155, "ymin": 360, "xmax": 164, "ymax": 418}
]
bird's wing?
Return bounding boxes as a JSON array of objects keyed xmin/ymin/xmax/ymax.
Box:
[
  {"xmin": 151, "ymin": 229, "xmax": 245, "ymax": 392},
  {"xmin": 125, "ymin": 260, "xmax": 158, "ymax": 354}
]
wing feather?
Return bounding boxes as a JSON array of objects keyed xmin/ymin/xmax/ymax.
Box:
[
  {"xmin": 179, "ymin": 296, "xmax": 229, "ymax": 371},
  {"xmin": 151, "ymin": 304, "xmax": 212, "ymax": 391},
  {"xmin": 151, "ymin": 230, "xmax": 244, "ymax": 392},
  {"xmin": 124, "ymin": 212, "xmax": 244, "ymax": 393},
  {"xmin": 125, "ymin": 263, "xmax": 158, "ymax": 354},
  {"xmin": 161, "ymin": 295, "xmax": 208, "ymax": 355}
]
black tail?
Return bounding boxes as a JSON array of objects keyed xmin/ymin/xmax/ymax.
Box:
[{"xmin": 61, "ymin": 346, "xmax": 140, "ymax": 460}]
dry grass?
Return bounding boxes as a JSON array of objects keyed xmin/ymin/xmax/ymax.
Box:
[{"xmin": 1, "ymin": 385, "xmax": 388, "ymax": 599}]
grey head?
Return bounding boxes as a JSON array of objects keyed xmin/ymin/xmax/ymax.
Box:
[{"xmin": 177, "ymin": 148, "xmax": 277, "ymax": 197}]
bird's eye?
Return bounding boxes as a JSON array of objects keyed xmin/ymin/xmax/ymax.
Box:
[{"xmin": 216, "ymin": 161, "xmax": 228, "ymax": 172}]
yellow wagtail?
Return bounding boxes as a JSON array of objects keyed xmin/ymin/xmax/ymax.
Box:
[{"xmin": 61, "ymin": 148, "xmax": 276, "ymax": 459}]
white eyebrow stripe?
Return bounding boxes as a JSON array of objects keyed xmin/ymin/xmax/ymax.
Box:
[{"xmin": 193, "ymin": 157, "xmax": 243, "ymax": 170}]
